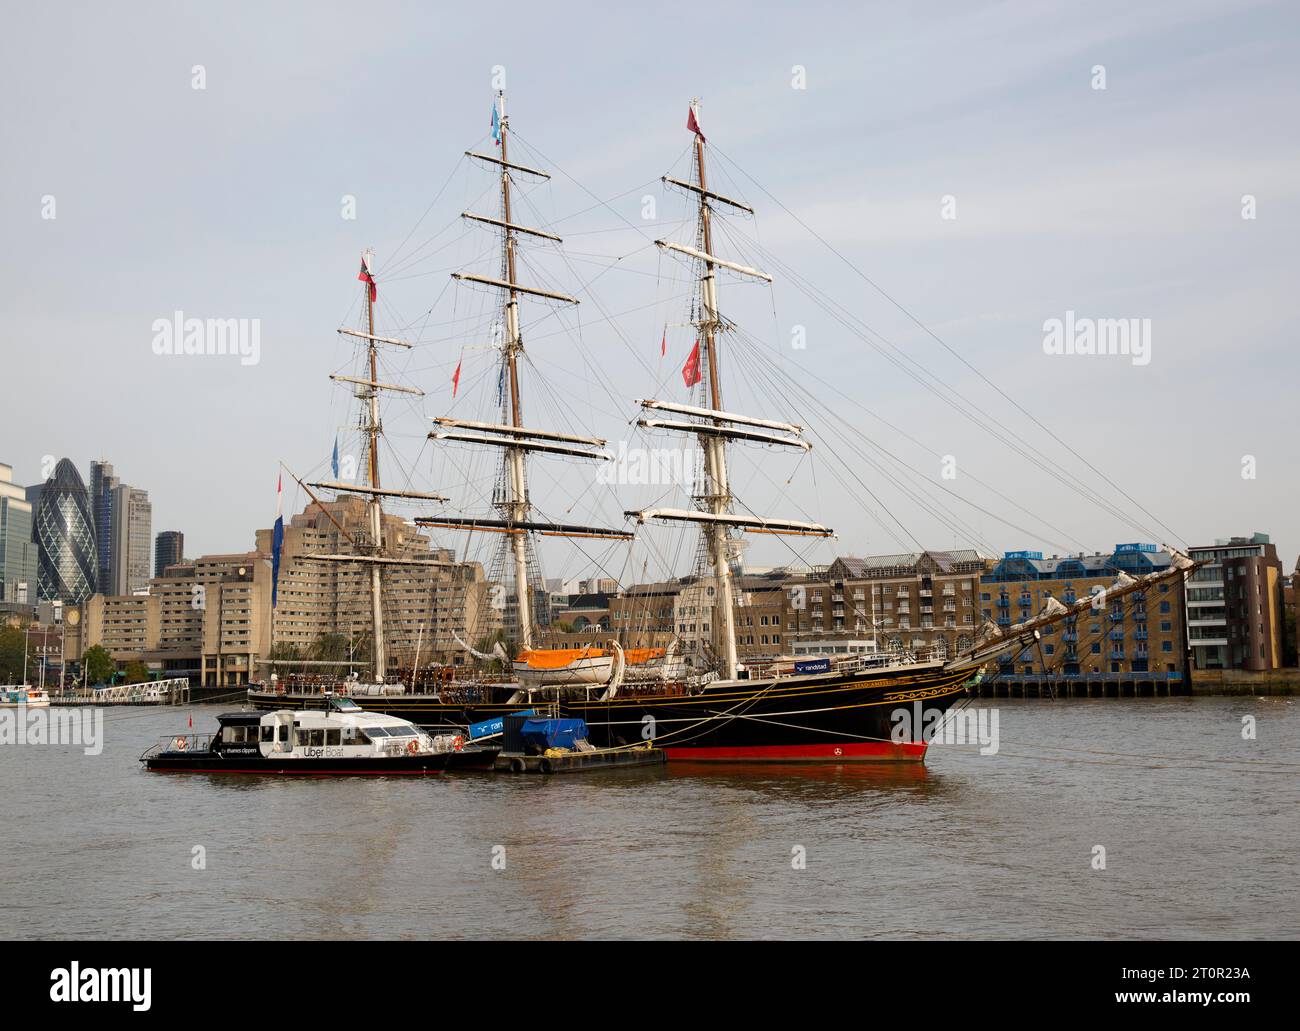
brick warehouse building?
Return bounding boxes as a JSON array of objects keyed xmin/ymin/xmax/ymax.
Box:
[{"xmin": 979, "ymin": 543, "xmax": 1190, "ymax": 694}]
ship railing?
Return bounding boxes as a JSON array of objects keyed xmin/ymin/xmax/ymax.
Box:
[{"xmin": 140, "ymin": 732, "xmax": 215, "ymax": 759}]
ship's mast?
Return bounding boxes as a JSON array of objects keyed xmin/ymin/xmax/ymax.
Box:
[
  {"xmin": 626, "ymin": 101, "xmax": 835, "ymax": 679},
  {"xmin": 690, "ymin": 108, "xmax": 740, "ymax": 679},
  {"xmin": 298, "ymin": 255, "xmax": 452, "ymax": 685},
  {"xmin": 497, "ymin": 93, "xmax": 534, "ymax": 650},
  {"xmin": 362, "ymin": 251, "xmax": 387, "ymax": 681},
  {"xmin": 418, "ymin": 93, "xmax": 634, "ymax": 657}
]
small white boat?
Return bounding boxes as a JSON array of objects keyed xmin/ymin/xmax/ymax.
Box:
[{"xmin": 0, "ymin": 686, "xmax": 50, "ymax": 708}]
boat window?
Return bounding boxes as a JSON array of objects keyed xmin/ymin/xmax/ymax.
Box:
[
  {"xmin": 277, "ymin": 724, "xmax": 289, "ymax": 743},
  {"xmin": 260, "ymin": 726, "xmax": 274, "ymax": 743},
  {"xmin": 325, "ymin": 729, "xmax": 341, "ymax": 747},
  {"xmin": 363, "ymin": 726, "xmax": 390, "ymax": 737},
  {"xmin": 385, "ymin": 727, "xmax": 413, "ymax": 737},
  {"xmin": 223, "ymin": 726, "xmax": 245, "ymax": 743},
  {"xmin": 341, "ymin": 727, "xmax": 369, "ymax": 744},
  {"xmin": 307, "ymin": 729, "xmax": 325, "ymax": 746}
]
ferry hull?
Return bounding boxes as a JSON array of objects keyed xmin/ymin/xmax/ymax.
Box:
[
  {"xmin": 144, "ymin": 752, "xmax": 450, "ymax": 775},
  {"xmin": 247, "ymin": 662, "xmax": 972, "ymax": 763}
]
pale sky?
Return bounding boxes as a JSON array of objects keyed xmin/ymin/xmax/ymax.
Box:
[{"xmin": 3, "ymin": 0, "xmax": 1297, "ymax": 585}]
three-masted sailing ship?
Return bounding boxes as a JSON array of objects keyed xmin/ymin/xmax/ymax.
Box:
[{"xmin": 249, "ymin": 94, "xmax": 1199, "ymax": 763}]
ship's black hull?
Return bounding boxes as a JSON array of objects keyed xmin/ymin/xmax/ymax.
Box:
[{"xmin": 247, "ymin": 663, "xmax": 973, "ymax": 763}]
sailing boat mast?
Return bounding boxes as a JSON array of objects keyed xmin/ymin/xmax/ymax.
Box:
[
  {"xmin": 497, "ymin": 92, "xmax": 535, "ymax": 650},
  {"xmin": 418, "ymin": 92, "xmax": 633, "ymax": 655},
  {"xmin": 626, "ymin": 101, "xmax": 834, "ymax": 680},
  {"xmin": 299, "ymin": 253, "xmax": 454, "ymax": 684},
  {"xmin": 690, "ymin": 102, "xmax": 740, "ymax": 679},
  {"xmin": 362, "ymin": 249, "xmax": 388, "ymax": 681}
]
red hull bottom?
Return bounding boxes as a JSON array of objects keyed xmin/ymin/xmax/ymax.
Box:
[{"xmin": 663, "ymin": 740, "xmax": 927, "ymax": 763}]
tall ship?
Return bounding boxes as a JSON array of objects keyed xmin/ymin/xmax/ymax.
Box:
[{"xmin": 249, "ymin": 94, "xmax": 1198, "ymax": 761}]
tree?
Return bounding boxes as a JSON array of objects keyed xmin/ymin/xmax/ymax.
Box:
[
  {"xmin": 123, "ymin": 660, "xmax": 150, "ymax": 684},
  {"xmin": 0, "ymin": 626, "xmax": 26, "ymax": 683},
  {"xmin": 82, "ymin": 645, "xmax": 115, "ymax": 687}
]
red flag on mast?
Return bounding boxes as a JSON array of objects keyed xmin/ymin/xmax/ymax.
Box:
[
  {"xmin": 357, "ymin": 252, "xmax": 377, "ymax": 303},
  {"xmin": 682, "ymin": 339, "xmax": 702, "ymax": 388},
  {"xmin": 660, "ymin": 328, "xmax": 667, "ymax": 357},
  {"xmin": 452, "ymin": 358, "xmax": 463, "ymax": 397},
  {"xmin": 686, "ymin": 105, "xmax": 705, "ymax": 142}
]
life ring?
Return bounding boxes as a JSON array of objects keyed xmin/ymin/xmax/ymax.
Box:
[
  {"xmin": 173, "ymin": 736, "xmax": 188, "ymax": 751},
  {"xmin": 406, "ymin": 739, "xmax": 419, "ymax": 756},
  {"xmin": 452, "ymin": 735, "xmax": 464, "ymax": 752}
]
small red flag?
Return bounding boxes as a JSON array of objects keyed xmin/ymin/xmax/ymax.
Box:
[
  {"xmin": 188, "ymin": 713, "xmax": 193, "ymax": 728},
  {"xmin": 357, "ymin": 253, "xmax": 377, "ymax": 303},
  {"xmin": 660, "ymin": 328, "xmax": 667, "ymax": 357},
  {"xmin": 452, "ymin": 358, "xmax": 462, "ymax": 397},
  {"xmin": 682, "ymin": 339, "xmax": 702, "ymax": 388},
  {"xmin": 686, "ymin": 106, "xmax": 705, "ymax": 142}
]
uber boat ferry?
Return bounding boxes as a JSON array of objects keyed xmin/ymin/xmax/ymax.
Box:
[{"xmin": 141, "ymin": 697, "xmax": 496, "ymax": 774}]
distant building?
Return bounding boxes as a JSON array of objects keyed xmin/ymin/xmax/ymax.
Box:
[
  {"xmin": 254, "ymin": 494, "xmax": 494, "ymax": 671},
  {"xmin": 88, "ymin": 460, "xmax": 118, "ymax": 594},
  {"xmin": 982, "ymin": 544, "xmax": 1187, "ymax": 681},
  {"xmin": 0, "ymin": 463, "xmax": 37, "ymax": 603},
  {"xmin": 608, "ymin": 579, "xmax": 683, "ymax": 648},
  {"xmin": 808, "ymin": 550, "xmax": 991, "ymax": 658},
  {"xmin": 33, "ymin": 458, "xmax": 97, "ymax": 603},
  {"xmin": 1186, "ymin": 533, "xmax": 1285, "ymax": 671},
  {"xmin": 109, "ymin": 484, "xmax": 151, "ymax": 595},
  {"xmin": 154, "ymin": 530, "xmax": 184, "ymax": 577}
]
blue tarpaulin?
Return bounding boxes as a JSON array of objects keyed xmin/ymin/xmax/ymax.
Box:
[
  {"xmin": 519, "ymin": 718, "xmax": 589, "ymax": 751},
  {"xmin": 468, "ymin": 709, "xmax": 534, "ymax": 741}
]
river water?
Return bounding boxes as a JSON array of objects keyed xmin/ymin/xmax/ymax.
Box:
[{"xmin": 3, "ymin": 696, "xmax": 1297, "ymax": 940}]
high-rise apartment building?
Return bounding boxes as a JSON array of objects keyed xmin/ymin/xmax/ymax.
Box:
[
  {"xmin": 0, "ymin": 463, "xmax": 37, "ymax": 603},
  {"xmin": 154, "ymin": 530, "xmax": 185, "ymax": 577},
  {"xmin": 110, "ymin": 484, "xmax": 151, "ymax": 595},
  {"xmin": 88, "ymin": 460, "xmax": 118, "ymax": 594},
  {"xmin": 1186, "ymin": 533, "xmax": 1285, "ymax": 671}
]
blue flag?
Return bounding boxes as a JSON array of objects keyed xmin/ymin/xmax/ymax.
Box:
[
  {"xmin": 491, "ymin": 101, "xmax": 501, "ymax": 146},
  {"xmin": 331, "ymin": 434, "xmax": 340, "ymax": 479},
  {"xmin": 271, "ymin": 474, "xmax": 284, "ymax": 609}
]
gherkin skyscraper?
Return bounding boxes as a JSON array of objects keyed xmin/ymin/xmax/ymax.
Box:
[{"xmin": 34, "ymin": 458, "xmax": 97, "ymax": 603}]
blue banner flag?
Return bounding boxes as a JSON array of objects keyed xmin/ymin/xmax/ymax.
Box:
[{"xmin": 271, "ymin": 474, "xmax": 284, "ymax": 609}]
